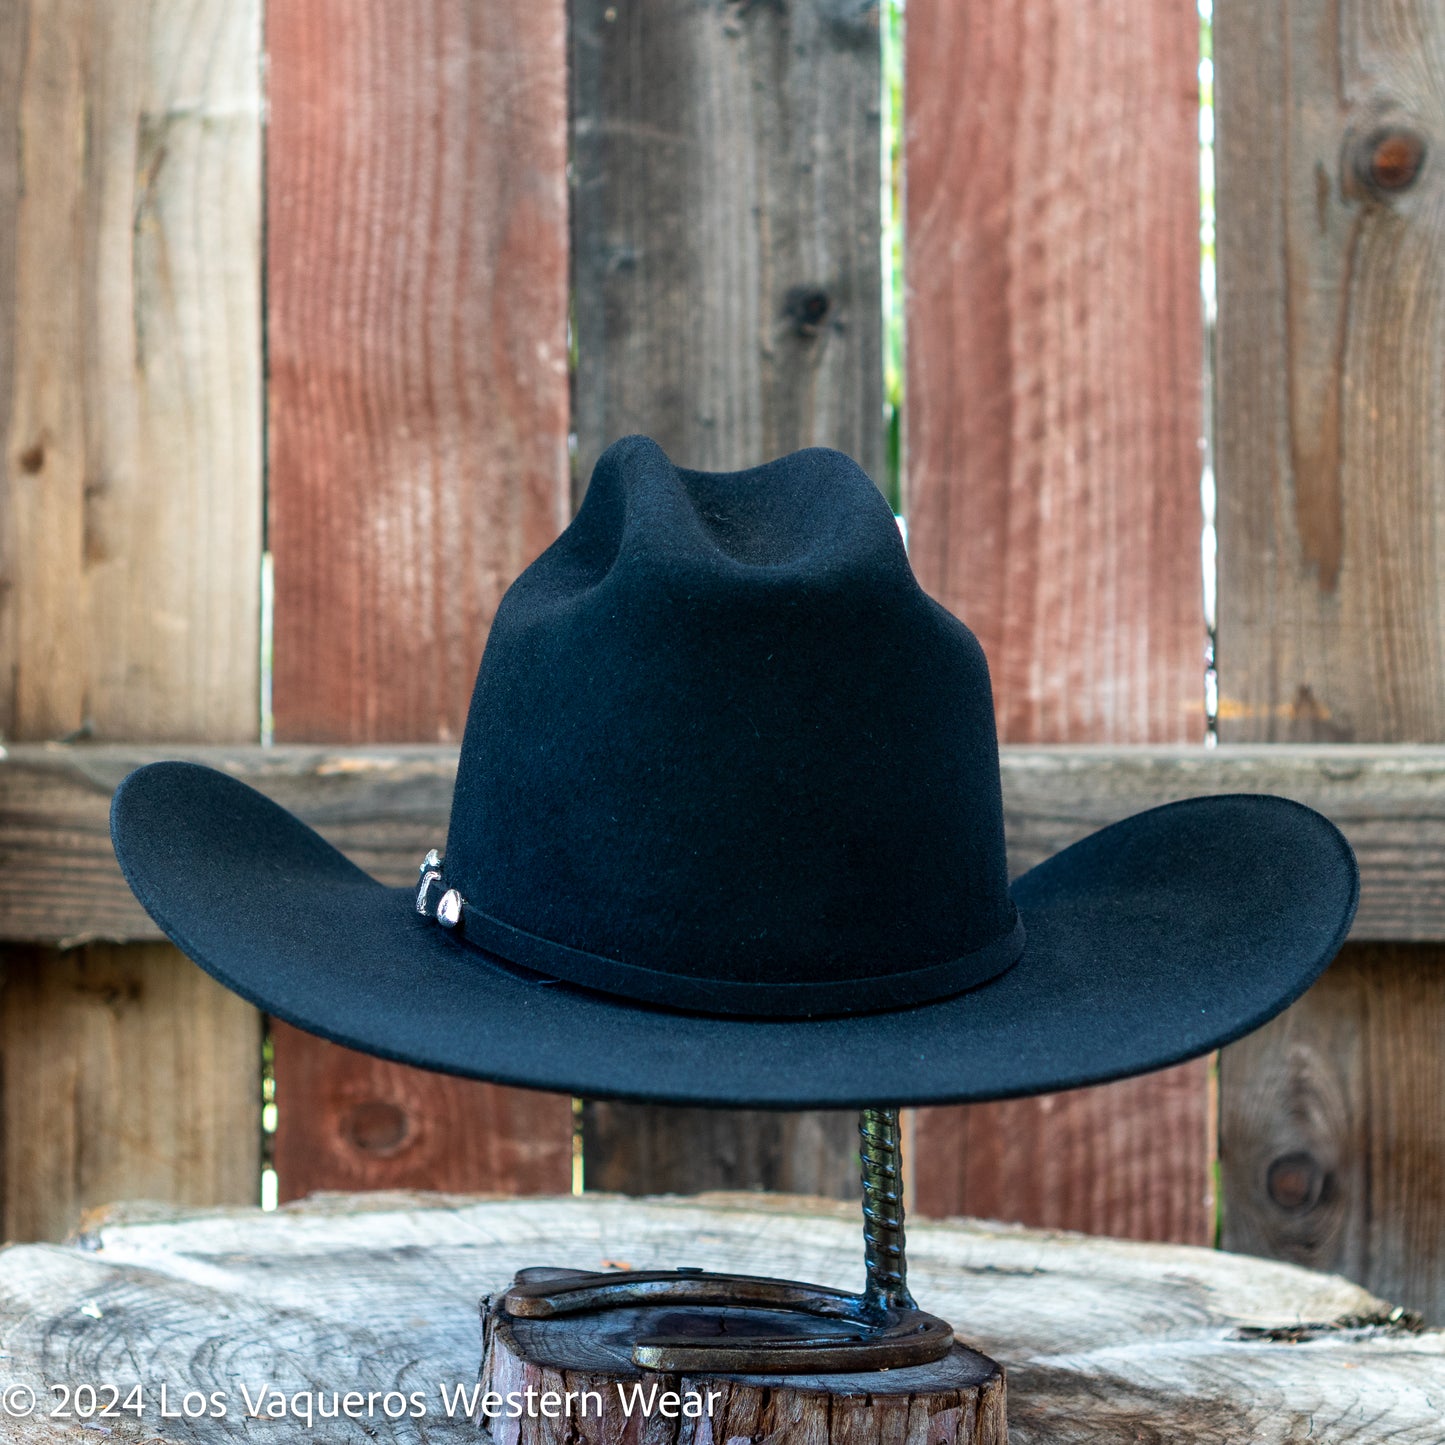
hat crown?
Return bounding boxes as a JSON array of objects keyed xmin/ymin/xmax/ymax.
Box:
[{"xmin": 442, "ymin": 436, "xmax": 1015, "ymax": 1014}]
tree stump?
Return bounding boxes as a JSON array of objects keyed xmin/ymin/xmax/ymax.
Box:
[
  {"xmin": 480, "ymin": 1274, "xmax": 1006, "ymax": 1445},
  {"xmin": 0, "ymin": 1192, "xmax": 1440, "ymax": 1442}
]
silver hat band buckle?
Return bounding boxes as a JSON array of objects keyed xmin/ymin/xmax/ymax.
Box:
[{"xmin": 416, "ymin": 849, "xmax": 464, "ymax": 929}]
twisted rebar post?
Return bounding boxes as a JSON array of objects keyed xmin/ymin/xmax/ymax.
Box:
[
  {"xmin": 858, "ymin": 1106, "xmax": 916, "ymax": 1319},
  {"xmin": 492, "ymin": 1105, "xmax": 954, "ymax": 1373}
]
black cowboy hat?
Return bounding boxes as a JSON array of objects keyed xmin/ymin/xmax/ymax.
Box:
[{"xmin": 110, "ymin": 437, "xmax": 1358, "ymax": 1108}]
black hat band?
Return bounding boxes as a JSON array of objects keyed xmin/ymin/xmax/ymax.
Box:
[{"xmin": 418, "ymin": 856, "xmax": 1026, "ymax": 1019}]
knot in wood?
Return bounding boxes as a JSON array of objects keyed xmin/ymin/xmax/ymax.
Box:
[
  {"xmin": 341, "ymin": 1099, "xmax": 411, "ymax": 1155},
  {"xmin": 1266, "ymin": 1151, "xmax": 1327, "ymax": 1213},
  {"xmin": 786, "ymin": 286, "xmax": 833, "ymax": 338},
  {"xmin": 1359, "ymin": 127, "xmax": 1427, "ymax": 193}
]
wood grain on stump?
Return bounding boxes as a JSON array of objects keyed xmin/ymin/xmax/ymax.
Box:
[
  {"xmin": 480, "ymin": 1283, "xmax": 1006, "ymax": 1445},
  {"xmin": 0, "ymin": 1193, "xmax": 1440, "ymax": 1442}
]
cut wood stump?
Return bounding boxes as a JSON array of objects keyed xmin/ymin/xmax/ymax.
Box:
[
  {"xmin": 480, "ymin": 1276, "xmax": 1006, "ymax": 1445},
  {"xmin": 0, "ymin": 1193, "xmax": 1442, "ymax": 1443}
]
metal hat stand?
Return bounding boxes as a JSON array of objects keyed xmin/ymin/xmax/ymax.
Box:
[{"xmin": 480, "ymin": 1108, "xmax": 1009, "ymax": 1444}]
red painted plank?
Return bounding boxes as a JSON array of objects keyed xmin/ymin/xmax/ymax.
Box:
[
  {"xmin": 270, "ymin": 1023, "xmax": 571, "ymax": 1201},
  {"xmin": 914, "ymin": 1066, "xmax": 1212, "ymax": 1244},
  {"xmin": 905, "ymin": 0, "xmax": 1210, "ymax": 1242},
  {"xmin": 266, "ymin": 0, "xmax": 572, "ymax": 1199}
]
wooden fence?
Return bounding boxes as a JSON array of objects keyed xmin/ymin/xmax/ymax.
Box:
[{"xmin": 2, "ymin": 0, "xmax": 1443, "ymax": 1321}]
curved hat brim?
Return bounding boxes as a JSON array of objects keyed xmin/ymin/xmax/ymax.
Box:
[{"xmin": 110, "ymin": 762, "xmax": 1357, "ymax": 1109}]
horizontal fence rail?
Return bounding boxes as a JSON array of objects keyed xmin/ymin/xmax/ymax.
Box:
[{"xmin": 3, "ymin": 742, "xmax": 1437, "ymax": 946}]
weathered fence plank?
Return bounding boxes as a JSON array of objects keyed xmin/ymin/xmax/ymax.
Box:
[
  {"xmin": 582, "ymin": 1106, "xmax": 859, "ymax": 1199},
  {"xmin": 0, "ymin": 0, "xmax": 264, "ymax": 1240},
  {"xmin": 1, "ymin": 1, "xmax": 263, "ymax": 744},
  {"xmin": 914, "ymin": 1060, "xmax": 1212, "ymax": 1246},
  {"xmin": 1, "ymin": 944, "xmax": 260, "ymax": 1243},
  {"xmin": 1215, "ymin": 0, "xmax": 1445, "ymax": 1318},
  {"xmin": 265, "ymin": 0, "xmax": 572, "ymax": 1202},
  {"xmin": 1215, "ymin": 4, "xmax": 1445, "ymax": 743},
  {"xmin": 1220, "ymin": 944, "xmax": 1445, "ymax": 1317},
  {"xmin": 9, "ymin": 741, "xmax": 1445, "ymax": 945},
  {"xmin": 905, "ymin": 0, "xmax": 1209, "ymax": 1240},
  {"xmin": 569, "ymin": 0, "xmax": 885, "ymax": 491},
  {"xmin": 268, "ymin": 1022, "xmax": 573, "ymax": 1198},
  {"xmin": 570, "ymin": 0, "xmax": 884, "ymax": 1196}
]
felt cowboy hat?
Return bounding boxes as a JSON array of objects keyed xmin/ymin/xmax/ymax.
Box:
[{"xmin": 110, "ymin": 436, "xmax": 1358, "ymax": 1108}]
